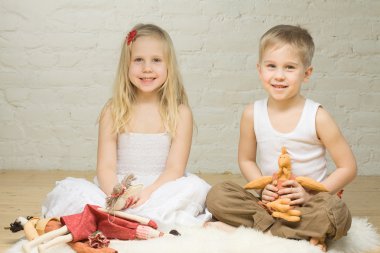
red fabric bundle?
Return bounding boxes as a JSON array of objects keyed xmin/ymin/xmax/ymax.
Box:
[{"xmin": 61, "ymin": 204, "xmax": 144, "ymax": 242}]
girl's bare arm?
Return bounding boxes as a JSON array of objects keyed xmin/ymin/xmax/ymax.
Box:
[
  {"xmin": 133, "ymin": 105, "xmax": 193, "ymax": 207},
  {"xmin": 96, "ymin": 106, "xmax": 118, "ymax": 196}
]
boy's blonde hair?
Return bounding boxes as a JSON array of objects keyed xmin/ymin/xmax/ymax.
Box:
[
  {"xmin": 105, "ymin": 23, "xmax": 189, "ymax": 136},
  {"xmin": 259, "ymin": 25, "xmax": 315, "ymax": 67}
]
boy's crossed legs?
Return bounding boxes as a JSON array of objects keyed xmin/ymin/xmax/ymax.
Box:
[{"xmin": 205, "ymin": 181, "xmax": 351, "ymax": 252}]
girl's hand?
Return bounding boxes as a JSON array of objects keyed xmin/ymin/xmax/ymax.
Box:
[
  {"xmin": 278, "ymin": 180, "xmax": 311, "ymax": 206},
  {"xmin": 131, "ymin": 188, "xmax": 153, "ymax": 208},
  {"xmin": 123, "ymin": 195, "xmax": 139, "ymax": 209},
  {"xmin": 261, "ymin": 183, "xmax": 278, "ymax": 204}
]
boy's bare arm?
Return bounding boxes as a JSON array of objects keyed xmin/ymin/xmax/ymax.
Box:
[
  {"xmin": 316, "ymin": 107, "xmax": 357, "ymax": 194},
  {"xmin": 238, "ymin": 104, "xmax": 263, "ymax": 182}
]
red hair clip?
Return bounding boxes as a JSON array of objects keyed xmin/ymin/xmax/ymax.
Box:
[{"xmin": 126, "ymin": 29, "xmax": 137, "ymax": 45}]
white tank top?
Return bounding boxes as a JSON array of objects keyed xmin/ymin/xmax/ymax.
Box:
[{"xmin": 253, "ymin": 98, "xmax": 327, "ymax": 182}]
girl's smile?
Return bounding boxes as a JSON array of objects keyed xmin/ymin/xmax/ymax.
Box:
[
  {"xmin": 128, "ymin": 36, "xmax": 168, "ymax": 94},
  {"xmin": 139, "ymin": 76, "xmax": 157, "ymax": 84}
]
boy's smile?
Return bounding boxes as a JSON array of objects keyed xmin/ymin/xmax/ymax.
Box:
[
  {"xmin": 271, "ymin": 83, "xmax": 288, "ymax": 89},
  {"xmin": 257, "ymin": 44, "xmax": 312, "ymax": 102}
]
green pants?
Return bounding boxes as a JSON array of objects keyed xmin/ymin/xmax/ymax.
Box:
[{"xmin": 206, "ymin": 181, "xmax": 351, "ymax": 241}]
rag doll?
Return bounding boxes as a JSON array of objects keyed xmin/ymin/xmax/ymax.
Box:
[
  {"xmin": 244, "ymin": 147, "xmax": 328, "ymax": 222},
  {"xmin": 8, "ymin": 216, "xmax": 61, "ymax": 240},
  {"xmin": 20, "ymin": 204, "xmax": 165, "ymax": 253},
  {"xmin": 9, "ymin": 214, "xmax": 117, "ymax": 253},
  {"xmin": 11, "ymin": 174, "xmax": 178, "ymax": 253}
]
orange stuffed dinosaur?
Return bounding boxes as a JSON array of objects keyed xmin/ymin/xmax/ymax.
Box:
[{"xmin": 244, "ymin": 147, "xmax": 328, "ymax": 222}]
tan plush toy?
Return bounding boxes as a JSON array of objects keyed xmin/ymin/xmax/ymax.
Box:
[
  {"xmin": 106, "ymin": 174, "xmax": 143, "ymax": 211},
  {"xmin": 244, "ymin": 147, "xmax": 328, "ymax": 222}
]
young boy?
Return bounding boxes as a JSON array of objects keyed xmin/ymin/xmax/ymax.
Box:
[{"xmin": 206, "ymin": 25, "xmax": 357, "ymax": 251}]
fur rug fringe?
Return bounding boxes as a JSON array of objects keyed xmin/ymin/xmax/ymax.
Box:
[
  {"xmin": 328, "ymin": 218, "xmax": 380, "ymax": 253},
  {"xmin": 7, "ymin": 217, "xmax": 380, "ymax": 253}
]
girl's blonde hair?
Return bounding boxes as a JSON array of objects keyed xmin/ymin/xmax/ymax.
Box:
[
  {"xmin": 259, "ymin": 25, "xmax": 315, "ymax": 67},
  {"xmin": 105, "ymin": 23, "xmax": 189, "ymax": 136}
]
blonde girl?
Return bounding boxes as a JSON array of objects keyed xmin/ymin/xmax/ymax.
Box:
[{"xmin": 42, "ymin": 24, "xmax": 211, "ymax": 230}]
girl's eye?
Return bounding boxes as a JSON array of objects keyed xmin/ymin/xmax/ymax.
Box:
[
  {"xmin": 153, "ymin": 58, "xmax": 162, "ymax": 62},
  {"xmin": 134, "ymin": 58, "xmax": 143, "ymax": 62}
]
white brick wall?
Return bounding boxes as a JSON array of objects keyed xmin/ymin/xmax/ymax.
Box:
[{"xmin": 0, "ymin": 0, "xmax": 379, "ymax": 175}]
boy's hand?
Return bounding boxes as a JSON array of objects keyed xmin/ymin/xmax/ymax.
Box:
[
  {"xmin": 278, "ymin": 180, "xmax": 311, "ymax": 206},
  {"xmin": 261, "ymin": 183, "xmax": 278, "ymax": 204}
]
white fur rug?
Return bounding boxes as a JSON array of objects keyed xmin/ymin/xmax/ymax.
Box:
[{"xmin": 7, "ymin": 217, "xmax": 380, "ymax": 253}]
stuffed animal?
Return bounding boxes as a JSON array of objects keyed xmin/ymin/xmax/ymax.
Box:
[
  {"xmin": 244, "ymin": 147, "xmax": 328, "ymax": 222},
  {"xmin": 10, "ymin": 174, "xmax": 178, "ymax": 253},
  {"xmin": 105, "ymin": 174, "xmax": 143, "ymax": 211}
]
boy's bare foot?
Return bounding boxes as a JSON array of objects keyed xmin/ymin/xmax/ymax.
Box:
[
  {"xmin": 264, "ymin": 229, "xmax": 272, "ymax": 236},
  {"xmin": 310, "ymin": 237, "xmax": 327, "ymax": 252},
  {"xmin": 203, "ymin": 221, "xmax": 237, "ymax": 232}
]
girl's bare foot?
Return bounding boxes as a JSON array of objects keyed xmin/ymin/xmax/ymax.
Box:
[
  {"xmin": 310, "ymin": 237, "xmax": 327, "ymax": 252},
  {"xmin": 204, "ymin": 221, "xmax": 237, "ymax": 232}
]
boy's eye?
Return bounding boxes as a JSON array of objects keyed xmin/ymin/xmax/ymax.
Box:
[
  {"xmin": 267, "ymin": 64, "xmax": 276, "ymax": 68},
  {"xmin": 286, "ymin": 65, "xmax": 295, "ymax": 70}
]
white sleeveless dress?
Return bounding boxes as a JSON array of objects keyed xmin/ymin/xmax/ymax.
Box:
[{"xmin": 42, "ymin": 132, "xmax": 211, "ymax": 231}]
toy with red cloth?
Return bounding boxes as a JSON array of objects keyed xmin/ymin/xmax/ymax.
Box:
[{"xmin": 22, "ymin": 204, "xmax": 166, "ymax": 253}]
